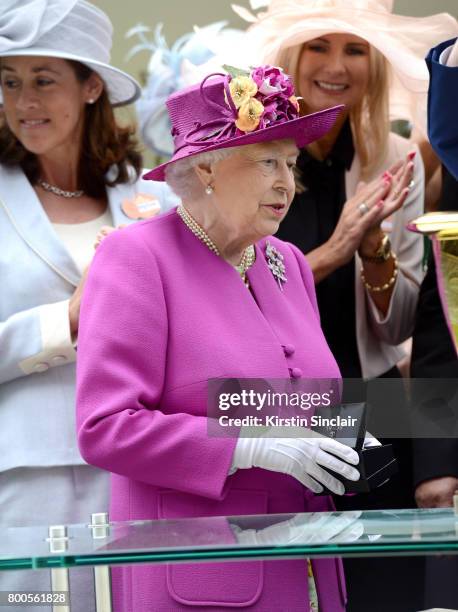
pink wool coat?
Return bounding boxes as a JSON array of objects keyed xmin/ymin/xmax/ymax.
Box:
[{"xmin": 76, "ymin": 209, "xmax": 345, "ymax": 612}]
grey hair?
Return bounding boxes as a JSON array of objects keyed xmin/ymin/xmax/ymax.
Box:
[{"xmin": 165, "ymin": 147, "xmax": 241, "ymax": 200}]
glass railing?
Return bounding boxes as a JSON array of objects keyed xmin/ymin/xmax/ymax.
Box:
[{"xmin": 1, "ymin": 508, "xmax": 457, "ymax": 571}]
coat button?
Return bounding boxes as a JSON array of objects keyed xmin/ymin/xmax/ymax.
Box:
[
  {"xmin": 283, "ymin": 344, "xmax": 295, "ymax": 356},
  {"xmin": 34, "ymin": 362, "xmax": 49, "ymax": 373},
  {"xmin": 290, "ymin": 367, "xmax": 303, "ymax": 379},
  {"xmin": 51, "ymin": 355, "xmax": 67, "ymax": 366}
]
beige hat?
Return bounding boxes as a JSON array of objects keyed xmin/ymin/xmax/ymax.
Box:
[{"xmin": 235, "ymin": 0, "xmax": 458, "ymax": 132}]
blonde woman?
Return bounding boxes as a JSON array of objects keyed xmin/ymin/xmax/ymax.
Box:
[
  {"xmin": 240, "ymin": 1, "xmax": 458, "ymax": 610},
  {"xmin": 239, "ymin": 0, "xmax": 457, "ymax": 382}
]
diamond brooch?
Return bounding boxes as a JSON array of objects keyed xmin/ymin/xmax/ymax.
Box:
[{"xmin": 265, "ymin": 241, "xmax": 287, "ymax": 291}]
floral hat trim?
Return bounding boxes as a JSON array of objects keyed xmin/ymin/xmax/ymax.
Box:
[{"xmin": 173, "ymin": 64, "xmax": 301, "ymax": 153}]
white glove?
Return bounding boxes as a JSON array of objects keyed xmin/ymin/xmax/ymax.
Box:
[
  {"xmin": 230, "ymin": 430, "xmax": 360, "ymax": 495},
  {"xmin": 233, "ymin": 511, "xmax": 364, "ymax": 546}
]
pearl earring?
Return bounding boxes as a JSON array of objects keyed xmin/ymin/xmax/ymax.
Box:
[
  {"xmin": 205, "ymin": 184, "xmax": 214, "ymax": 195},
  {"xmin": 88, "ymin": 98, "xmax": 95, "ymax": 104}
]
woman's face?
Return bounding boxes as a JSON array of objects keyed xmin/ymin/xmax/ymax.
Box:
[
  {"xmin": 209, "ymin": 140, "xmax": 298, "ymax": 241},
  {"xmin": 297, "ymin": 33, "xmax": 370, "ymax": 113},
  {"xmin": 0, "ymin": 56, "xmax": 96, "ymax": 157}
]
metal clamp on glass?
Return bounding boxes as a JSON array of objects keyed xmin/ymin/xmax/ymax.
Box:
[
  {"xmin": 46, "ymin": 525, "xmax": 70, "ymax": 612},
  {"xmin": 88, "ymin": 512, "xmax": 112, "ymax": 612}
]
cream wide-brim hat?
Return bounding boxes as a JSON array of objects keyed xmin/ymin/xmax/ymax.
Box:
[
  {"xmin": 236, "ymin": 0, "xmax": 458, "ymax": 133},
  {"xmin": 0, "ymin": 0, "xmax": 140, "ymax": 107}
]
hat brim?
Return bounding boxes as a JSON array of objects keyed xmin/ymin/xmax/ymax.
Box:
[
  {"xmin": 248, "ymin": 8, "xmax": 458, "ymax": 133},
  {"xmin": 0, "ymin": 47, "xmax": 141, "ymax": 107},
  {"xmin": 143, "ymin": 104, "xmax": 344, "ymax": 182},
  {"xmin": 253, "ymin": 8, "xmax": 458, "ymax": 81}
]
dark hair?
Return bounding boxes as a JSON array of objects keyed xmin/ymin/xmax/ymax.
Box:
[{"xmin": 0, "ymin": 60, "xmax": 143, "ymax": 197}]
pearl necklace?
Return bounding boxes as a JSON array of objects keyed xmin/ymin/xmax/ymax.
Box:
[
  {"xmin": 177, "ymin": 205, "xmax": 255, "ymax": 287},
  {"xmin": 37, "ymin": 178, "xmax": 84, "ymax": 198}
]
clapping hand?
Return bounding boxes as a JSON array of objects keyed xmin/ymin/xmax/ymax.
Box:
[{"xmin": 327, "ymin": 153, "xmax": 415, "ymax": 267}]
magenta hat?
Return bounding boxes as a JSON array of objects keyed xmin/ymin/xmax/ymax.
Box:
[{"xmin": 143, "ymin": 65, "xmax": 343, "ymax": 181}]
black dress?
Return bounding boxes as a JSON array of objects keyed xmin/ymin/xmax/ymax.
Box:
[
  {"xmin": 276, "ymin": 120, "xmax": 361, "ymax": 378},
  {"xmin": 276, "ymin": 122, "xmax": 422, "ymax": 612}
]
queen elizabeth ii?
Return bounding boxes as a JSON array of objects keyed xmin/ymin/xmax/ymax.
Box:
[{"xmin": 76, "ymin": 65, "xmax": 411, "ymax": 611}]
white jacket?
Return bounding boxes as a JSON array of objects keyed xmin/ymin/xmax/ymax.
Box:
[{"xmin": 0, "ymin": 165, "xmax": 178, "ymax": 472}]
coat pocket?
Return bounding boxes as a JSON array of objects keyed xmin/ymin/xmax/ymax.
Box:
[{"xmin": 158, "ymin": 487, "xmax": 267, "ymax": 607}]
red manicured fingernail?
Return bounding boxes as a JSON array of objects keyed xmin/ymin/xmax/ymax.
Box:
[
  {"xmin": 383, "ymin": 177, "xmax": 391, "ymax": 185},
  {"xmin": 383, "ymin": 171, "xmax": 392, "ymax": 179},
  {"xmin": 408, "ymin": 151, "xmax": 416, "ymax": 160}
]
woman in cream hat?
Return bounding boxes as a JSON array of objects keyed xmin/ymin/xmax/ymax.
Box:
[
  {"xmin": 0, "ymin": 1, "xmax": 177, "ymax": 610},
  {"xmin": 238, "ymin": 0, "xmax": 458, "ymax": 610}
]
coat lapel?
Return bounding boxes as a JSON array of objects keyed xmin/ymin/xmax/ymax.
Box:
[
  {"xmin": 0, "ymin": 166, "xmax": 80, "ymax": 287},
  {"xmin": 0, "ymin": 167, "xmax": 151, "ymax": 287},
  {"xmin": 246, "ymin": 240, "xmax": 288, "ymax": 323}
]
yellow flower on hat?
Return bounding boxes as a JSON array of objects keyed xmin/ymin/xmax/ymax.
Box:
[
  {"xmin": 229, "ymin": 76, "xmax": 258, "ymax": 109},
  {"xmin": 235, "ymin": 98, "xmax": 264, "ymax": 132}
]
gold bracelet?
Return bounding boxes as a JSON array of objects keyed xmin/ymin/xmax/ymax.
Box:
[{"xmin": 360, "ymin": 253, "xmax": 398, "ymax": 293}]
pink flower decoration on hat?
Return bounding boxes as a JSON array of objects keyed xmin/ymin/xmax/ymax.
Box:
[
  {"xmin": 251, "ymin": 66, "xmax": 294, "ymax": 98},
  {"xmin": 225, "ymin": 64, "xmax": 300, "ymax": 136}
]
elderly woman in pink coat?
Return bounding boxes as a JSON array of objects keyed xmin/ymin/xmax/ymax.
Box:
[{"xmin": 76, "ymin": 65, "xmax": 412, "ymax": 611}]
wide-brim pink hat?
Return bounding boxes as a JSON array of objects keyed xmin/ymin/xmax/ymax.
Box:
[
  {"xmin": 235, "ymin": 0, "xmax": 458, "ymax": 134},
  {"xmin": 143, "ymin": 66, "xmax": 343, "ymax": 181}
]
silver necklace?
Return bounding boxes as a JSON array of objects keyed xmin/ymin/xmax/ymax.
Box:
[{"xmin": 37, "ymin": 178, "xmax": 84, "ymax": 199}]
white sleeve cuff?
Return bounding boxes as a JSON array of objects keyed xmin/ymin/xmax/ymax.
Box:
[
  {"xmin": 18, "ymin": 300, "xmax": 77, "ymax": 375},
  {"xmin": 365, "ymin": 271, "xmax": 400, "ymax": 325},
  {"xmin": 439, "ymin": 42, "xmax": 458, "ymax": 67}
]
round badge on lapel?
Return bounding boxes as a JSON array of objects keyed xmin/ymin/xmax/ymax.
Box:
[{"xmin": 121, "ymin": 194, "xmax": 161, "ymax": 219}]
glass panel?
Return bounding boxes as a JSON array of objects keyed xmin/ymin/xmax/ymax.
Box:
[{"xmin": 1, "ymin": 508, "xmax": 457, "ymax": 571}]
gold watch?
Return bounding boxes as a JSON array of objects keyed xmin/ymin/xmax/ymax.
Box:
[{"xmin": 359, "ymin": 234, "xmax": 392, "ymax": 263}]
